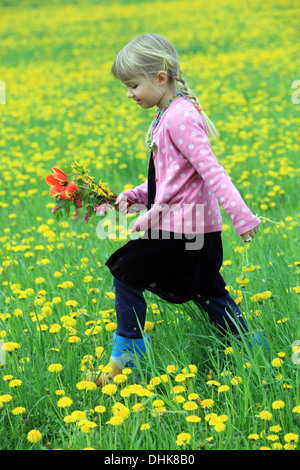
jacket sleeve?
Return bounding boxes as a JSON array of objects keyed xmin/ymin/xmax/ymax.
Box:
[
  {"xmin": 123, "ymin": 180, "xmax": 148, "ymax": 207},
  {"xmin": 169, "ymin": 110, "xmax": 261, "ymax": 235}
]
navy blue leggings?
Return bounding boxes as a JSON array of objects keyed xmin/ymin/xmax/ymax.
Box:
[{"xmin": 113, "ymin": 277, "xmax": 248, "ymax": 339}]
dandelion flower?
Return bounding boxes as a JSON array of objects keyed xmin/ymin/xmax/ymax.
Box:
[
  {"xmin": 48, "ymin": 363, "xmax": 63, "ymax": 373},
  {"xmin": 49, "ymin": 324, "xmax": 61, "ymax": 333},
  {"xmin": 186, "ymin": 415, "xmax": 201, "ymax": 423},
  {"xmin": 271, "ymin": 358, "xmax": 283, "ymax": 368},
  {"xmin": 176, "ymin": 432, "xmax": 191, "ymax": 446},
  {"xmin": 257, "ymin": 410, "xmax": 273, "ymax": 421},
  {"xmin": 284, "ymin": 433, "xmax": 299, "ymax": 443},
  {"xmin": 272, "ymin": 400, "xmax": 285, "ymax": 410},
  {"xmin": 106, "ymin": 416, "xmax": 124, "ymax": 426},
  {"xmin": 0, "ymin": 394, "xmax": 13, "ymax": 403},
  {"xmin": 292, "ymin": 405, "xmax": 300, "ymax": 414},
  {"xmin": 183, "ymin": 401, "xmax": 198, "ymax": 411},
  {"xmin": 218, "ymin": 385, "xmax": 230, "ymax": 393},
  {"xmin": 12, "ymin": 406, "xmax": 26, "ymax": 415},
  {"xmin": 214, "ymin": 422, "xmax": 226, "ymax": 432},
  {"xmin": 188, "ymin": 393, "xmax": 199, "ymax": 400},
  {"xmin": 272, "ymin": 443, "xmax": 283, "ymax": 450},
  {"xmin": 71, "ymin": 410, "xmax": 86, "ymax": 421},
  {"xmin": 76, "ymin": 380, "xmax": 97, "ymax": 391},
  {"xmin": 27, "ymin": 429, "xmax": 42, "ymax": 444},
  {"xmin": 94, "ymin": 405, "xmax": 106, "ymax": 414},
  {"xmin": 173, "ymin": 385, "xmax": 186, "ymax": 394},
  {"xmin": 101, "ymin": 383, "xmax": 117, "ymax": 396},
  {"xmin": 57, "ymin": 396, "xmax": 73, "ymax": 408},
  {"xmin": 80, "ymin": 420, "xmax": 97, "ymax": 433},
  {"xmin": 266, "ymin": 434, "xmax": 279, "ymax": 442},
  {"xmin": 175, "ymin": 373, "xmax": 186, "ymax": 383},
  {"xmin": 200, "ymin": 399, "xmax": 214, "ymax": 409},
  {"xmin": 248, "ymin": 434, "xmax": 259, "ymax": 441},
  {"xmin": 166, "ymin": 365, "xmax": 177, "ymax": 373},
  {"xmin": 113, "ymin": 374, "xmax": 128, "ymax": 384},
  {"xmin": 141, "ymin": 423, "xmax": 151, "ymax": 430},
  {"xmin": 105, "ymin": 322, "xmax": 117, "ymax": 332},
  {"xmin": 9, "ymin": 379, "xmax": 22, "ymax": 388},
  {"xmin": 269, "ymin": 425, "xmax": 282, "ymax": 433}
]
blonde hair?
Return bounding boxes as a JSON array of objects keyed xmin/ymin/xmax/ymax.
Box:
[{"xmin": 112, "ymin": 33, "xmax": 219, "ymax": 144}]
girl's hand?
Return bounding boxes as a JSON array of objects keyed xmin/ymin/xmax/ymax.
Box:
[
  {"xmin": 115, "ymin": 193, "xmax": 134, "ymax": 215},
  {"xmin": 241, "ymin": 225, "xmax": 259, "ymax": 243}
]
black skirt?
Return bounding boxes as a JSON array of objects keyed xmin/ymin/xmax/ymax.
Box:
[
  {"xmin": 105, "ymin": 153, "xmax": 227, "ymax": 304},
  {"xmin": 105, "ymin": 230, "xmax": 227, "ymax": 303}
]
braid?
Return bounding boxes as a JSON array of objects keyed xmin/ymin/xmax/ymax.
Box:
[
  {"xmin": 176, "ymin": 72, "xmax": 219, "ymax": 140},
  {"xmin": 176, "ymin": 72, "xmax": 200, "ymax": 108}
]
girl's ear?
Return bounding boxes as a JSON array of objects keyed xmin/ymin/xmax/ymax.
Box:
[{"xmin": 156, "ymin": 71, "xmax": 169, "ymax": 86}]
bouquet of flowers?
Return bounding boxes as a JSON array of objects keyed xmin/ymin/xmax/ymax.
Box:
[{"xmin": 45, "ymin": 162, "xmax": 117, "ymax": 223}]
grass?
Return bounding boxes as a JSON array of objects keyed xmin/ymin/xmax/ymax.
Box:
[{"xmin": 0, "ymin": 0, "xmax": 299, "ymax": 451}]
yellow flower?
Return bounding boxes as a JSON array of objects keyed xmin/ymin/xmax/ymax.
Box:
[
  {"xmin": 144, "ymin": 321, "xmax": 154, "ymax": 332},
  {"xmin": 183, "ymin": 401, "xmax": 198, "ymax": 411},
  {"xmin": 188, "ymin": 393, "xmax": 199, "ymax": 400},
  {"xmin": 214, "ymin": 422, "xmax": 226, "ymax": 432},
  {"xmin": 248, "ymin": 434, "xmax": 259, "ymax": 440},
  {"xmin": 175, "ymin": 373, "xmax": 186, "ymax": 383},
  {"xmin": 166, "ymin": 364, "xmax": 177, "ymax": 373},
  {"xmin": 186, "ymin": 415, "xmax": 201, "ymax": 423},
  {"xmin": 101, "ymin": 383, "xmax": 117, "ymax": 396},
  {"xmin": 176, "ymin": 432, "xmax": 191, "ymax": 446},
  {"xmin": 71, "ymin": 410, "xmax": 86, "ymax": 421},
  {"xmin": 271, "ymin": 358, "xmax": 283, "ymax": 368},
  {"xmin": 292, "ymin": 405, "xmax": 300, "ymax": 414},
  {"xmin": 76, "ymin": 380, "xmax": 97, "ymax": 391},
  {"xmin": 57, "ymin": 396, "xmax": 73, "ymax": 408},
  {"xmin": 4, "ymin": 342, "xmax": 20, "ymax": 352},
  {"xmin": 269, "ymin": 425, "xmax": 282, "ymax": 433},
  {"xmin": 48, "ymin": 363, "xmax": 63, "ymax": 373},
  {"xmin": 272, "ymin": 400, "xmax": 285, "ymax": 410},
  {"xmin": 106, "ymin": 416, "xmax": 124, "ymax": 426},
  {"xmin": 94, "ymin": 405, "xmax": 106, "ymax": 414},
  {"xmin": 27, "ymin": 429, "xmax": 42, "ymax": 444},
  {"xmin": 200, "ymin": 399, "xmax": 214, "ymax": 409},
  {"xmin": 49, "ymin": 324, "xmax": 61, "ymax": 333},
  {"xmin": 218, "ymin": 385, "xmax": 230, "ymax": 393},
  {"xmin": 141, "ymin": 423, "xmax": 151, "ymax": 430},
  {"xmin": 105, "ymin": 322, "xmax": 117, "ymax": 332},
  {"xmin": 9, "ymin": 379, "xmax": 22, "ymax": 388},
  {"xmin": 284, "ymin": 433, "xmax": 299, "ymax": 443},
  {"xmin": 0, "ymin": 394, "xmax": 13, "ymax": 403},
  {"xmin": 257, "ymin": 410, "xmax": 272, "ymax": 421},
  {"xmin": 182, "ymin": 364, "xmax": 197, "ymax": 374},
  {"xmin": 12, "ymin": 406, "xmax": 26, "ymax": 415}
]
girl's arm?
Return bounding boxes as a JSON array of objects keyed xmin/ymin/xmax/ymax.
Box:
[
  {"xmin": 115, "ymin": 180, "xmax": 148, "ymax": 214},
  {"xmin": 170, "ymin": 111, "xmax": 261, "ymax": 237}
]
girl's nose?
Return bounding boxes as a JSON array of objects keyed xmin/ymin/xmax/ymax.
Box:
[{"xmin": 127, "ymin": 89, "xmax": 135, "ymax": 98}]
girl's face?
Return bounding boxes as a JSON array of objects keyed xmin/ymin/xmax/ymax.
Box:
[{"xmin": 124, "ymin": 73, "xmax": 176, "ymax": 110}]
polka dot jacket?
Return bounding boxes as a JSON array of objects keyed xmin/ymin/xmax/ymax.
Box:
[{"xmin": 123, "ymin": 96, "xmax": 261, "ymax": 235}]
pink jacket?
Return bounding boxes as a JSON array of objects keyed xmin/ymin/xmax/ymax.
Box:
[{"xmin": 124, "ymin": 96, "xmax": 261, "ymax": 235}]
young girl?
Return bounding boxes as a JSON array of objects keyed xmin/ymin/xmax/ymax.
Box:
[{"xmin": 95, "ymin": 33, "xmax": 260, "ymax": 385}]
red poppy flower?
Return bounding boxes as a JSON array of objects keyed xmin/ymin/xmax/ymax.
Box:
[{"xmin": 46, "ymin": 167, "xmax": 78, "ymax": 199}]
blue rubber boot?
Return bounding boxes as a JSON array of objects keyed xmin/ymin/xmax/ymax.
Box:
[
  {"xmin": 249, "ymin": 331, "xmax": 268, "ymax": 349},
  {"xmin": 111, "ymin": 332, "xmax": 150, "ymax": 369},
  {"xmin": 96, "ymin": 332, "xmax": 149, "ymax": 386}
]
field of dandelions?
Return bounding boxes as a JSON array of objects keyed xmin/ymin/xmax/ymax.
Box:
[{"xmin": 0, "ymin": 0, "xmax": 299, "ymax": 451}]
